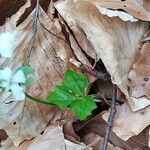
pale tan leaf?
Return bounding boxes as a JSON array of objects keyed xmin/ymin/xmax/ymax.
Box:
[
  {"xmin": 59, "ymin": 20, "xmax": 94, "ymax": 67},
  {"xmin": 102, "ymin": 103, "xmax": 150, "ymax": 141},
  {"xmin": 1, "ymin": 124, "xmax": 91, "ymax": 150},
  {"xmin": 76, "ymin": 112, "xmax": 149, "ymax": 149},
  {"xmin": 143, "ymin": 0, "xmax": 150, "ymax": 12},
  {"xmin": 66, "ymin": 23, "xmax": 97, "ymax": 60},
  {"xmin": 1, "ymin": 124, "xmax": 65, "ymax": 150},
  {"xmin": 1, "ymin": 137, "xmax": 16, "ymax": 150},
  {"xmin": 0, "ymin": 0, "xmax": 75, "ymax": 146},
  {"xmin": 128, "ymin": 41, "xmax": 150, "ymax": 99},
  {"xmin": 65, "ymin": 140, "xmax": 89, "ymax": 150},
  {"xmin": 84, "ymin": 0, "xmax": 150, "ymax": 21},
  {"xmin": 55, "ymin": 0, "xmax": 149, "ymax": 111},
  {"xmin": 83, "ymin": 132, "xmax": 123, "ymax": 150},
  {"xmin": 97, "ymin": 7, "xmax": 138, "ymax": 22}
]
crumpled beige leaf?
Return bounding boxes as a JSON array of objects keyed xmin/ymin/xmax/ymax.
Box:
[
  {"xmin": 84, "ymin": 0, "xmax": 150, "ymax": 21},
  {"xmin": 76, "ymin": 111, "xmax": 149, "ymax": 149},
  {"xmin": 1, "ymin": 124, "xmax": 65, "ymax": 150},
  {"xmin": 82, "ymin": 132, "xmax": 123, "ymax": 150},
  {"xmin": 96, "ymin": 7, "xmax": 138, "ymax": 22},
  {"xmin": 65, "ymin": 140, "xmax": 90, "ymax": 150},
  {"xmin": 1, "ymin": 124, "xmax": 91, "ymax": 150},
  {"xmin": 128, "ymin": 41, "xmax": 150, "ymax": 99},
  {"xmin": 102, "ymin": 103, "xmax": 150, "ymax": 141},
  {"xmin": 0, "ymin": 0, "xmax": 75, "ymax": 146},
  {"xmin": 65, "ymin": 23, "xmax": 97, "ymax": 60},
  {"xmin": 55, "ymin": 0, "xmax": 149, "ymax": 111}
]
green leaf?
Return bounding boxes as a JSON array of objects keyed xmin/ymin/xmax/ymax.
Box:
[
  {"xmin": 18, "ymin": 66, "xmax": 34, "ymax": 75},
  {"xmin": 24, "ymin": 77, "xmax": 34, "ymax": 86},
  {"xmin": 63, "ymin": 70, "xmax": 88, "ymax": 96},
  {"xmin": 70, "ymin": 96, "xmax": 97, "ymax": 121},
  {"xmin": 46, "ymin": 69, "xmax": 97, "ymax": 120},
  {"xmin": 47, "ymin": 86, "xmax": 77, "ymax": 109}
]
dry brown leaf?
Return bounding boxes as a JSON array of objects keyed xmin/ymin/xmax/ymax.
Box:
[
  {"xmin": 0, "ymin": 0, "xmax": 53, "ymax": 26},
  {"xmin": 96, "ymin": 7, "xmax": 138, "ymax": 22},
  {"xmin": 64, "ymin": 140, "xmax": 90, "ymax": 150},
  {"xmin": 143, "ymin": 0, "xmax": 150, "ymax": 12},
  {"xmin": 128, "ymin": 41, "xmax": 150, "ymax": 99},
  {"xmin": 1, "ymin": 124, "xmax": 91, "ymax": 150},
  {"xmin": 82, "ymin": 132, "xmax": 123, "ymax": 150},
  {"xmin": 55, "ymin": 0, "xmax": 149, "ymax": 111},
  {"xmin": 59, "ymin": 19, "xmax": 93, "ymax": 68},
  {"xmin": 1, "ymin": 124, "xmax": 65, "ymax": 150},
  {"xmin": 84, "ymin": 0, "xmax": 150, "ymax": 21},
  {"xmin": 0, "ymin": 0, "xmax": 75, "ymax": 146},
  {"xmin": 63, "ymin": 120, "xmax": 81, "ymax": 143},
  {"xmin": 102, "ymin": 103, "xmax": 150, "ymax": 141},
  {"xmin": 66, "ymin": 23, "xmax": 97, "ymax": 60},
  {"xmin": 75, "ymin": 112, "xmax": 149, "ymax": 150}
]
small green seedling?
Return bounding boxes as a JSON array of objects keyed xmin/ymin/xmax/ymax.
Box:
[{"xmin": 47, "ymin": 69, "xmax": 97, "ymax": 121}]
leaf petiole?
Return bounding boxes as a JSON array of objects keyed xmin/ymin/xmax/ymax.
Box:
[{"xmin": 25, "ymin": 93, "xmax": 51, "ymax": 105}]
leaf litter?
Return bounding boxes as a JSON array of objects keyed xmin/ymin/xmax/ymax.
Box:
[{"xmin": 0, "ymin": 0, "xmax": 150, "ymax": 149}]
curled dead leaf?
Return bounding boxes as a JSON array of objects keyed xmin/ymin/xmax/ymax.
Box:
[
  {"xmin": 74, "ymin": 111, "xmax": 149, "ymax": 149},
  {"xmin": 84, "ymin": 0, "xmax": 150, "ymax": 21},
  {"xmin": 55, "ymin": 0, "xmax": 149, "ymax": 111},
  {"xmin": 0, "ymin": 0, "xmax": 75, "ymax": 146},
  {"xmin": 128, "ymin": 41, "xmax": 150, "ymax": 100},
  {"xmin": 83, "ymin": 132, "xmax": 123, "ymax": 150},
  {"xmin": 102, "ymin": 103, "xmax": 150, "ymax": 141},
  {"xmin": 1, "ymin": 124, "xmax": 91, "ymax": 150}
]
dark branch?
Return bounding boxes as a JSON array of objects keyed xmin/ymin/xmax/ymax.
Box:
[
  {"xmin": 80, "ymin": 64, "xmax": 110, "ymax": 80},
  {"xmin": 102, "ymin": 84, "xmax": 117, "ymax": 150}
]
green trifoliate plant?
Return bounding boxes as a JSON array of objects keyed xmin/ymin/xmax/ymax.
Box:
[{"xmin": 47, "ymin": 70, "xmax": 97, "ymax": 120}]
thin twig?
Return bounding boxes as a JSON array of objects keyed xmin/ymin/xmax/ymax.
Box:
[
  {"xmin": 70, "ymin": 58, "xmax": 110, "ymax": 80},
  {"xmin": 80, "ymin": 64, "xmax": 110, "ymax": 80},
  {"xmin": 102, "ymin": 84, "xmax": 117, "ymax": 150},
  {"xmin": 24, "ymin": 0, "xmax": 40, "ymax": 65}
]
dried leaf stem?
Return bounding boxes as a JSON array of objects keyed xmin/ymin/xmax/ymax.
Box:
[
  {"xmin": 24, "ymin": 0, "xmax": 40, "ymax": 65},
  {"xmin": 102, "ymin": 84, "xmax": 117, "ymax": 150}
]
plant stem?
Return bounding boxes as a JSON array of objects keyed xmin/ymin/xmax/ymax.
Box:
[
  {"xmin": 25, "ymin": 93, "xmax": 50, "ymax": 105},
  {"xmin": 102, "ymin": 84, "xmax": 117, "ymax": 150}
]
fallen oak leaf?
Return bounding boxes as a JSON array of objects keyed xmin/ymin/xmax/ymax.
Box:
[
  {"xmin": 84, "ymin": 0, "xmax": 150, "ymax": 21},
  {"xmin": 1, "ymin": 124, "xmax": 65, "ymax": 150},
  {"xmin": 55, "ymin": 0, "xmax": 149, "ymax": 111},
  {"xmin": 0, "ymin": 0, "xmax": 76, "ymax": 146},
  {"xmin": 128, "ymin": 41, "xmax": 150, "ymax": 99},
  {"xmin": 75, "ymin": 111, "xmax": 149, "ymax": 149},
  {"xmin": 102, "ymin": 103, "xmax": 150, "ymax": 141},
  {"xmin": 82, "ymin": 132, "xmax": 123, "ymax": 150},
  {"xmin": 1, "ymin": 124, "xmax": 92, "ymax": 150}
]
